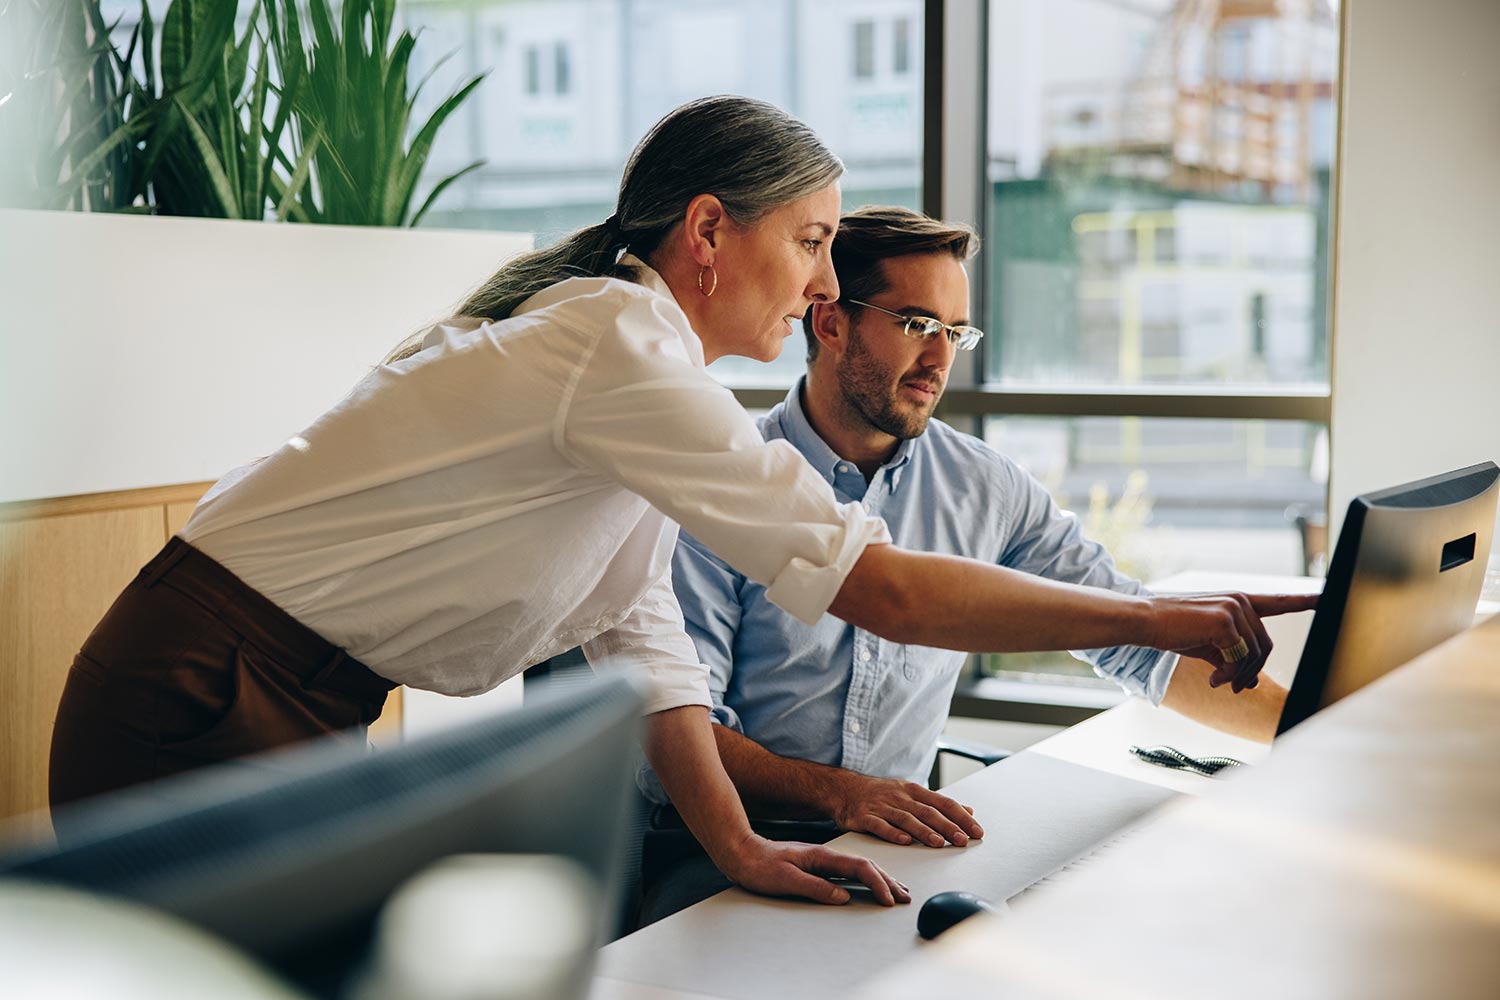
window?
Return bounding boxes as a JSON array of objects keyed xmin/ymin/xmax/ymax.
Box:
[
  {"xmin": 853, "ymin": 20, "xmax": 876, "ymax": 79},
  {"xmin": 554, "ymin": 42, "xmax": 571, "ymax": 96},
  {"xmin": 980, "ymin": 0, "xmax": 1339, "ymax": 686},
  {"xmin": 520, "ymin": 40, "xmax": 570, "ymax": 97},
  {"xmin": 524, "ymin": 44, "xmax": 541, "ymax": 95},
  {"xmin": 893, "ymin": 18, "xmax": 912, "ymax": 75}
]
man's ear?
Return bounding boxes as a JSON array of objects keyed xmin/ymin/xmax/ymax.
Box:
[
  {"xmin": 681, "ymin": 193, "xmax": 729, "ymax": 266},
  {"xmin": 810, "ymin": 301, "xmax": 849, "ymax": 357}
]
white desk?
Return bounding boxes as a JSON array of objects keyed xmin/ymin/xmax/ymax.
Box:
[
  {"xmin": 864, "ymin": 611, "xmax": 1500, "ymax": 1000},
  {"xmin": 592, "ymin": 574, "xmax": 1323, "ymax": 1000}
]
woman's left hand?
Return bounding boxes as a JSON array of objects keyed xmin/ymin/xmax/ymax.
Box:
[{"xmin": 719, "ymin": 833, "xmax": 911, "ymax": 906}]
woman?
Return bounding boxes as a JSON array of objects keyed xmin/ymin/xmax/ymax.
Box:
[{"xmin": 50, "ymin": 96, "xmax": 1312, "ymax": 907}]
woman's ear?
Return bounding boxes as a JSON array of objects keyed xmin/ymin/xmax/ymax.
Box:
[{"xmin": 682, "ymin": 194, "xmax": 729, "ymax": 266}]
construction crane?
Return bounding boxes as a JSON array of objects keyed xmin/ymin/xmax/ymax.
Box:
[{"xmin": 1048, "ymin": 0, "xmax": 1338, "ymax": 199}]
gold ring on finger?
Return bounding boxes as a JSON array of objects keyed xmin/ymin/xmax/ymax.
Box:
[{"xmin": 1218, "ymin": 637, "xmax": 1251, "ymax": 663}]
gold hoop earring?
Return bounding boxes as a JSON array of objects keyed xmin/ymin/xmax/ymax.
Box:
[{"xmin": 697, "ymin": 264, "xmax": 718, "ymax": 298}]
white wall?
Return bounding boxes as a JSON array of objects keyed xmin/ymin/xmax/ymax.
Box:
[
  {"xmin": 0, "ymin": 211, "xmax": 530, "ymax": 503},
  {"xmin": 1328, "ymin": 0, "xmax": 1500, "ymax": 542}
]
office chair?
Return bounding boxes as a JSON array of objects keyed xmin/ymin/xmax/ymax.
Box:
[{"xmin": 1285, "ymin": 503, "xmax": 1329, "ymax": 577}]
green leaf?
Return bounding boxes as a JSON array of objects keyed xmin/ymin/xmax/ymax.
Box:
[
  {"xmin": 247, "ymin": 45, "xmax": 270, "ymax": 218},
  {"xmin": 160, "ymin": 0, "xmax": 187, "ymax": 91},
  {"xmin": 180, "ymin": 2, "xmax": 237, "ymax": 96},
  {"xmin": 380, "ymin": 33, "xmax": 416, "ymax": 169},
  {"xmin": 214, "ymin": 56, "xmax": 241, "ymax": 210},
  {"xmin": 141, "ymin": 1, "xmax": 157, "ymax": 94},
  {"xmin": 171, "ymin": 93, "xmax": 240, "ymax": 218},
  {"xmin": 274, "ymin": 127, "xmax": 321, "ymax": 221},
  {"xmin": 228, "ymin": 0, "xmax": 261, "ymax": 97},
  {"xmin": 408, "ymin": 158, "xmax": 482, "ymax": 229},
  {"xmin": 392, "ymin": 73, "xmax": 484, "ymax": 224},
  {"xmin": 262, "ymin": 69, "xmax": 300, "ymax": 208},
  {"xmin": 308, "ymin": 0, "xmax": 337, "ymax": 62},
  {"xmin": 53, "ymin": 117, "xmax": 141, "ymax": 204}
]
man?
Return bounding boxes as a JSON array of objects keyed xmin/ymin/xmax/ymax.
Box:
[{"xmin": 637, "ymin": 206, "xmax": 1287, "ymax": 921}]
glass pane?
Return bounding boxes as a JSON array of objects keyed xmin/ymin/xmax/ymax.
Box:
[
  {"xmin": 399, "ymin": 0, "xmax": 924, "ymax": 389},
  {"xmin": 853, "ymin": 20, "xmax": 877, "ymax": 79},
  {"xmin": 985, "ymin": 1, "xmax": 1339, "ymax": 389},
  {"xmin": 980, "ymin": 414, "xmax": 1328, "ymax": 682}
]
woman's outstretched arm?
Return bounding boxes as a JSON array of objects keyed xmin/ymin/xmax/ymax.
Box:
[{"xmin": 830, "ymin": 544, "xmax": 1319, "ymax": 693}]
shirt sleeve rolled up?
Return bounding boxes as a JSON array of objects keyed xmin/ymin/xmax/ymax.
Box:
[{"xmin": 581, "ymin": 566, "xmax": 711, "ymax": 716}]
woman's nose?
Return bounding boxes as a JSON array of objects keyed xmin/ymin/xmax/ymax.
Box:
[{"xmin": 808, "ymin": 254, "xmax": 839, "ymax": 303}]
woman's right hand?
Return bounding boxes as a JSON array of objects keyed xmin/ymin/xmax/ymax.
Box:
[
  {"xmin": 1146, "ymin": 592, "xmax": 1320, "ymax": 692},
  {"xmin": 717, "ymin": 833, "xmax": 911, "ymax": 907}
]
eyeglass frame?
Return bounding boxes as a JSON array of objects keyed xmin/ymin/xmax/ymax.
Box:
[{"xmin": 842, "ymin": 299, "xmax": 985, "ymax": 351}]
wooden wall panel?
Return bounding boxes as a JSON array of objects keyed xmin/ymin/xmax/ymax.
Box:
[
  {"xmin": 2, "ymin": 482, "xmax": 408, "ymax": 839},
  {"xmin": 368, "ymin": 690, "xmax": 405, "ymax": 748},
  {"xmin": 164, "ymin": 499, "xmax": 198, "ymax": 538},
  {"xmin": 0, "ymin": 507, "xmax": 166, "ymax": 835}
]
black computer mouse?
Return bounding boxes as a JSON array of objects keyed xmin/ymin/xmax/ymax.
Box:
[{"xmin": 916, "ymin": 890, "xmax": 1003, "ymax": 940}]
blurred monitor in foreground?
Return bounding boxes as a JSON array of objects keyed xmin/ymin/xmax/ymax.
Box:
[
  {"xmin": 0, "ymin": 672, "xmax": 645, "ymax": 994},
  {"xmin": 1277, "ymin": 461, "xmax": 1498, "ymax": 734}
]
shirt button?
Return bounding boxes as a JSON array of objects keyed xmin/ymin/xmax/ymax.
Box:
[
  {"xmin": 860, "ymin": 649, "xmax": 873, "ymax": 663},
  {"xmin": 849, "ymin": 721, "xmax": 862, "ymax": 733}
]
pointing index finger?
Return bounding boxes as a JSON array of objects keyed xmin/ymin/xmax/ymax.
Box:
[{"xmin": 1248, "ymin": 593, "xmax": 1320, "ymax": 616}]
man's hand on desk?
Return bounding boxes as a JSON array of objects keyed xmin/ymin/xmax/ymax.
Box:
[
  {"xmin": 828, "ymin": 772, "xmax": 984, "ymax": 849},
  {"xmin": 719, "ymin": 834, "xmax": 911, "ymax": 906},
  {"xmin": 710, "ymin": 723, "xmax": 982, "ymax": 848}
]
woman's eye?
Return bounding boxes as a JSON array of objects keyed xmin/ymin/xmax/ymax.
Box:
[{"xmin": 803, "ymin": 239, "xmax": 822, "ymax": 252}]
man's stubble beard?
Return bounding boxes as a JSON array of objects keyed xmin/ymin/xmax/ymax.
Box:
[{"xmin": 834, "ymin": 326, "xmax": 938, "ymax": 442}]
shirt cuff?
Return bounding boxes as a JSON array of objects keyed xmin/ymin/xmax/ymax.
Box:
[
  {"xmin": 582, "ymin": 648, "xmax": 713, "ymax": 716},
  {"xmin": 1145, "ymin": 651, "xmax": 1180, "ymax": 706},
  {"xmin": 763, "ymin": 506, "xmax": 892, "ymax": 626}
]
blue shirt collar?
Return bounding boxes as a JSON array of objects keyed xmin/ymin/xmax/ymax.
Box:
[{"xmin": 775, "ymin": 378, "xmax": 917, "ymax": 489}]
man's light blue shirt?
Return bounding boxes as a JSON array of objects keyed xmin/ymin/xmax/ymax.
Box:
[{"xmin": 641, "ymin": 380, "xmax": 1176, "ymax": 802}]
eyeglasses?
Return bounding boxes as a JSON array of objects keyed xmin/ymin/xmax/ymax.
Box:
[{"xmin": 845, "ymin": 299, "xmax": 985, "ymax": 351}]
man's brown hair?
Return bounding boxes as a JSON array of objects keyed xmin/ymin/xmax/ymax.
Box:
[{"xmin": 804, "ymin": 206, "xmax": 980, "ymax": 360}]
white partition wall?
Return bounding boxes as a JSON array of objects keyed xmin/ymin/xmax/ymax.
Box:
[
  {"xmin": 1329, "ymin": 0, "xmax": 1500, "ymax": 541},
  {"xmin": 0, "ymin": 210, "xmax": 531, "ymax": 503}
]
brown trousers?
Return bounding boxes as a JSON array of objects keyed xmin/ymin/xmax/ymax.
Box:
[{"xmin": 49, "ymin": 537, "xmax": 396, "ymax": 813}]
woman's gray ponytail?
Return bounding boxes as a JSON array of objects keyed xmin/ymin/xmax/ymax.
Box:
[{"xmin": 385, "ymin": 96, "xmax": 843, "ymax": 364}]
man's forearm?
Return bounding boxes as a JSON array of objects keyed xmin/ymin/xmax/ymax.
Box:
[
  {"xmin": 711, "ymin": 724, "xmax": 849, "ymax": 820},
  {"xmin": 714, "ymin": 723, "xmax": 986, "ymax": 848},
  {"xmin": 1161, "ymin": 656, "xmax": 1286, "ymax": 743}
]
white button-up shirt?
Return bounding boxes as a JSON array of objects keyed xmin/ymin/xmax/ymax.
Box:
[{"xmin": 182, "ymin": 258, "xmax": 889, "ymax": 714}]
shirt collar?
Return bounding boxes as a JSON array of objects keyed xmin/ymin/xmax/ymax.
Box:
[
  {"xmin": 776, "ymin": 378, "xmax": 918, "ymax": 488},
  {"xmin": 619, "ymin": 252, "xmax": 674, "ymax": 302}
]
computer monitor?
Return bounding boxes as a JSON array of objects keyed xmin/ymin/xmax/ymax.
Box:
[
  {"xmin": 0, "ymin": 672, "xmax": 645, "ymax": 990},
  {"xmin": 1276, "ymin": 461, "xmax": 1498, "ymax": 734}
]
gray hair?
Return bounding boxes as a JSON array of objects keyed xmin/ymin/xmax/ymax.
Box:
[{"xmin": 386, "ymin": 96, "xmax": 844, "ymax": 363}]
